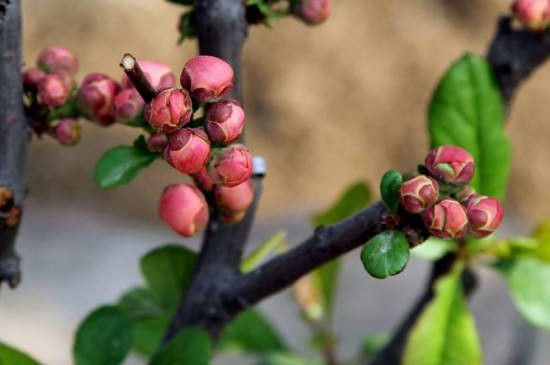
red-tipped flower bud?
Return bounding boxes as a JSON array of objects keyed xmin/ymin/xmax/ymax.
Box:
[
  {"xmin": 121, "ymin": 59, "xmax": 176, "ymax": 91},
  {"xmin": 208, "ymin": 144, "xmax": 253, "ymax": 187},
  {"xmin": 398, "ymin": 175, "xmax": 439, "ymax": 214},
  {"xmin": 54, "ymin": 118, "xmax": 81, "ymax": 146},
  {"xmin": 423, "ymin": 198, "xmax": 469, "ymax": 239},
  {"xmin": 466, "ymin": 196, "xmax": 504, "ymax": 238},
  {"xmin": 193, "ymin": 167, "xmax": 215, "ymax": 192},
  {"xmin": 164, "ymin": 128, "xmax": 211, "ymax": 174},
  {"xmin": 37, "ymin": 46, "xmax": 78, "ymax": 74},
  {"xmin": 455, "ymin": 186, "xmax": 477, "ymax": 205},
  {"xmin": 159, "ymin": 183, "xmax": 209, "ymax": 237},
  {"xmin": 214, "ymin": 179, "xmax": 254, "ymax": 224},
  {"xmin": 38, "ymin": 74, "xmax": 69, "ymax": 107},
  {"xmin": 147, "ymin": 132, "xmax": 168, "ymax": 153},
  {"xmin": 144, "ymin": 88, "xmax": 193, "ymax": 132},
  {"xmin": 425, "ymin": 145, "xmax": 475, "ymax": 185},
  {"xmin": 512, "ymin": 0, "xmax": 550, "ymax": 30},
  {"xmin": 23, "ymin": 68, "xmax": 46, "ymax": 90},
  {"xmin": 180, "ymin": 56, "xmax": 233, "ymax": 103},
  {"xmin": 205, "ymin": 99, "xmax": 245, "ymax": 144},
  {"xmin": 114, "ymin": 89, "xmax": 145, "ymax": 123},
  {"xmin": 294, "ymin": 0, "xmax": 331, "ymax": 25},
  {"xmin": 78, "ymin": 73, "xmax": 120, "ymax": 126}
]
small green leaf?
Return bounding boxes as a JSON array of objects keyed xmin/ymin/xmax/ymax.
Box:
[
  {"xmin": 379, "ymin": 169, "xmax": 403, "ymax": 213},
  {"xmin": 0, "ymin": 341, "xmax": 42, "ymax": 365},
  {"xmin": 254, "ymin": 353, "xmax": 323, "ymax": 365},
  {"xmin": 360, "ymin": 231, "xmax": 409, "ymax": 279},
  {"xmin": 360, "ymin": 333, "xmax": 389, "ymax": 359},
  {"xmin": 532, "ymin": 220, "xmax": 550, "ymax": 262},
  {"xmin": 403, "ymin": 263, "xmax": 483, "ymax": 365},
  {"xmin": 411, "ymin": 237, "xmax": 456, "ymax": 260},
  {"xmin": 151, "ymin": 327, "xmax": 211, "ymax": 365},
  {"xmin": 117, "ymin": 287, "xmax": 166, "ymax": 320},
  {"xmin": 428, "ymin": 53, "xmax": 510, "ymax": 200},
  {"xmin": 140, "ymin": 245, "xmax": 198, "ymax": 312},
  {"xmin": 73, "ymin": 306, "xmax": 132, "ymax": 365},
  {"xmin": 178, "ymin": 10, "xmax": 197, "ymax": 45},
  {"xmin": 133, "ymin": 316, "xmax": 171, "ymax": 356},
  {"xmin": 218, "ymin": 309, "xmax": 287, "ymax": 353},
  {"xmin": 241, "ymin": 231, "xmax": 288, "ymax": 273},
  {"xmin": 496, "ymin": 257, "xmax": 550, "ymax": 331}
]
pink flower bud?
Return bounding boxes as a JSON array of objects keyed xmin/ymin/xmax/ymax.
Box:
[
  {"xmin": 114, "ymin": 89, "xmax": 145, "ymax": 122},
  {"xmin": 180, "ymin": 56, "xmax": 233, "ymax": 103},
  {"xmin": 466, "ymin": 196, "xmax": 504, "ymax": 238},
  {"xmin": 147, "ymin": 132, "xmax": 168, "ymax": 153},
  {"xmin": 455, "ymin": 186, "xmax": 477, "ymax": 205},
  {"xmin": 398, "ymin": 175, "xmax": 439, "ymax": 214},
  {"xmin": 208, "ymin": 144, "xmax": 253, "ymax": 187},
  {"xmin": 51, "ymin": 69, "xmax": 75, "ymax": 90},
  {"xmin": 295, "ymin": 0, "xmax": 331, "ymax": 25},
  {"xmin": 512, "ymin": 0, "xmax": 550, "ymax": 30},
  {"xmin": 23, "ymin": 68, "xmax": 46, "ymax": 90},
  {"xmin": 424, "ymin": 145, "xmax": 475, "ymax": 185},
  {"xmin": 422, "ymin": 198, "xmax": 469, "ymax": 239},
  {"xmin": 164, "ymin": 128, "xmax": 211, "ymax": 174},
  {"xmin": 205, "ymin": 99, "xmax": 245, "ymax": 144},
  {"xmin": 159, "ymin": 183, "xmax": 209, "ymax": 237},
  {"xmin": 54, "ymin": 118, "xmax": 81, "ymax": 146},
  {"xmin": 193, "ymin": 167, "xmax": 215, "ymax": 192},
  {"xmin": 37, "ymin": 46, "xmax": 78, "ymax": 74},
  {"xmin": 121, "ymin": 59, "xmax": 176, "ymax": 91},
  {"xmin": 214, "ymin": 179, "xmax": 254, "ymax": 224},
  {"xmin": 38, "ymin": 74, "xmax": 69, "ymax": 107},
  {"xmin": 144, "ymin": 88, "xmax": 193, "ymax": 132},
  {"xmin": 78, "ymin": 73, "xmax": 120, "ymax": 126}
]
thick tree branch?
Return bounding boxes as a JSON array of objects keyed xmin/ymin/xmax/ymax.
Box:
[{"xmin": 0, "ymin": 0, "xmax": 26, "ymax": 290}]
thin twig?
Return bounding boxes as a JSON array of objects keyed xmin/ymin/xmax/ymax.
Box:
[{"xmin": 119, "ymin": 53, "xmax": 156, "ymax": 103}]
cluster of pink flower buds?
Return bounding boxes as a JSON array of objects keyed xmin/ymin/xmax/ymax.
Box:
[
  {"xmin": 154, "ymin": 55, "xmax": 254, "ymax": 237},
  {"xmin": 511, "ymin": 0, "xmax": 550, "ymax": 31},
  {"xmin": 293, "ymin": 0, "xmax": 331, "ymax": 25},
  {"xmin": 396, "ymin": 145, "xmax": 503, "ymax": 239}
]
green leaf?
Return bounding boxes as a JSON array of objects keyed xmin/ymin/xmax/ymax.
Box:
[
  {"xmin": 411, "ymin": 237, "xmax": 456, "ymax": 260},
  {"xmin": 428, "ymin": 53, "xmax": 510, "ymax": 200},
  {"xmin": 150, "ymin": 327, "xmax": 211, "ymax": 365},
  {"xmin": 403, "ymin": 263, "xmax": 482, "ymax": 365},
  {"xmin": 140, "ymin": 245, "xmax": 198, "ymax": 312},
  {"xmin": 496, "ymin": 257, "xmax": 550, "ymax": 330},
  {"xmin": 532, "ymin": 220, "xmax": 550, "ymax": 262},
  {"xmin": 94, "ymin": 141, "xmax": 157, "ymax": 189},
  {"xmin": 178, "ymin": 10, "xmax": 197, "ymax": 45},
  {"xmin": 360, "ymin": 231, "xmax": 409, "ymax": 279},
  {"xmin": 118, "ymin": 287, "xmax": 166, "ymax": 320},
  {"xmin": 379, "ymin": 169, "xmax": 403, "ymax": 213},
  {"xmin": 0, "ymin": 341, "xmax": 42, "ymax": 365},
  {"xmin": 254, "ymin": 353, "xmax": 323, "ymax": 365},
  {"xmin": 360, "ymin": 333, "xmax": 390, "ymax": 359},
  {"xmin": 241, "ymin": 231, "xmax": 288, "ymax": 273},
  {"xmin": 73, "ymin": 306, "xmax": 132, "ymax": 365},
  {"xmin": 133, "ymin": 316, "xmax": 171, "ymax": 356},
  {"xmin": 218, "ymin": 309, "xmax": 287, "ymax": 354}
]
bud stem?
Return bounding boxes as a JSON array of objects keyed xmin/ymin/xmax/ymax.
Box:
[{"xmin": 119, "ymin": 53, "xmax": 156, "ymax": 103}]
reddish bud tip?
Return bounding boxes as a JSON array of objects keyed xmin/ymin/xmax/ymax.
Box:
[
  {"xmin": 466, "ymin": 196, "xmax": 504, "ymax": 238},
  {"xmin": 23, "ymin": 68, "xmax": 46, "ymax": 90},
  {"xmin": 114, "ymin": 88, "xmax": 145, "ymax": 123},
  {"xmin": 54, "ymin": 118, "xmax": 81, "ymax": 146},
  {"xmin": 423, "ymin": 198, "xmax": 469, "ymax": 239},
  {"xmin": 295, "ymin": 0, "xmax": 331, "ymax": 25},
  {"xmin": 398, "ymin": 175, "xmax": 439, "ymax": 214},
  {"xmin": 121, "ymin": 59, "xmax": 176, "ymax": 91},
  {"xmin": 159, "ymin": 183, "xmax": 209, "ymax": 237},
  {"xmin": 208, "ymin": 144, "xmax": 253, "ymax": 187},
  {"xmin": 205, "ymin": 99, "xmax": 245, "ymax": 144},
  {"xmin": 425, "ymin": 145, "xmax": 475, "ymax": 185},
  {"xmin": 214, "ymin": 179, "xmax": 254, "ymax": 224},
  {"xmin": 37, "ymin": 46, "xmax": 78, "ymax": 74},
  {"xmin": 455, "ymin": 186, "xmax": 477, "ymax": 205},
  {"xmin": 512, "ymin": 0, "xmax": 550, "ymax": 30},
  {"xmin": 147, "ymin": 132, "xmax": 168, "ymax": 153},
  {"xmin": 193, "ymin": 167, "xmax": 215, "ymax": 192},
  {"xmin": 144, "ymin": 88, "xmax": 193, "ymax": 132},
  {"xmin": 164, "ymin": 127, "xmax": 211, "ymax": 174},
  {"xmin": 78, "ymin": 73, "xmax": 120, "ymax": 126},
  {"xmin": 180, "ymin": 56, "xmax": 234, "ymax": 103},
  {"xmin": 38, "ymin": 74, "xmax": 69, "ymax": 107}
]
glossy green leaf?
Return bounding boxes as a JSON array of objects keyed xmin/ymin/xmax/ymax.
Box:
[
  {"xmin": 73, "ymin": 306, "xmax": 132, "ymax": 365},
  {"xmin": 218, "ymin": 309, "xmax": 287, "ymax": 353},
  {"xmin": 379, "ymin": 169, "xmax": 403, "ymax": 213},
  {"xmin": 133, "ymin": 316, "xmax": 170, "ymax": 356},
  {"xmin": 411, "ymin": 237, "xmax": 456, "ymax": 260},
  {"xmin": 428, "ymin": 53, "xmax": 510, "ymax": 200},
  {"xmin": 150, "ymin": 327, "xmax": 211, "ymax": 365},
  {"xmin": 360, "ymin": 231, "xmax": 409, "ymax": 279},
  {"xmin": 140, "ymin": 245, "xmax": 198, "ymax": 312},
  {"xmin": 0, "ymin": 341, "xmax": 42, "ymax": 365},
  {"xmin": 403, "ymin": 263, "xmax": 482, "ymax": 365},
  {"xmin": 241, "ymin": 231, "xmax": 288, "ymax": 273},
  {"xmin": 254, "ymin": 353, "xmax": 323, "ymax": 365},
  {"xmin": 117, "ymin": 287, "xmax": 165, "ymax": 320},
  {"xmin": 177, "ymin": 10, "xmax": 197, "ymax": 44}
]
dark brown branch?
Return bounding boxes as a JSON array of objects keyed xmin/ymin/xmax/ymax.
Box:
[
  {"xmin": 0, "ymin": 0, "xmax": 26, "ymax": 290},
  {"xmin": 119, "ymin": 53, "xmax": 156, "ymax": 103}
]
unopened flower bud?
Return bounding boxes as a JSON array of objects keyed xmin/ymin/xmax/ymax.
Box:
[
  {"xmin": 159, "ymin": 183, "xmax": 209, "ymax": 237},
  {"xmin": 425, "ymin": 145, "xmax": 475, "ymax": 185},
  {"xmin": 51, "ymin": 69, "xmax": 75, "ymax": 90},
  {"xmin": 54, "ymin": 118, "xmax": 81, "ymax": 146},
  {"xmin": 193, "ymin": 167, "xmax": 215, "ymax": 192},
  {"xmin": 164, "ymin": 128, "xmax": 211, "ymax": 174},
  {"xmin": 208, "ymin": 144, "xmax": 253, "ymax": 187},
  {"xmin": 180, "ymin": 55, "xmax": 233, "ymax": 103},
  {"xmin": 294, "ymin": 0, "xmax": 331, "ymax": 25},
  {"xmin": 423, "ymin": 198, "xmax": 469, "ymax": 239},
  {"xmin": 214, "ymin": 179, "xmax": 254, "ymax": 224},
  {"xmin": 38, "ymin": 74, "xmax": 69, "ymax": 107},
  {"xmin": 114, "ymin": 89, "xmax": 145, "ymax": 123},
  {"xmin": 205, "ymin": 99, "xmax": 245, "ymax": 144},
  {"xmin": 78, "ymin": 73, "xmax": 120, "ymax": 126},
  {"xmin": 147, "ymin": 132, "xmax": 168, "ymax": 153},
  {"xmin": 398, "ymin": 175, "xmax": 439, "ymax": 214},
  {"xmin": 512, "ymin": 0, "xmax": 550, "ymax": 30},
  {"xmin": 466, "ymin": 196, "xmax": 504, "ymax": 238},
  {"xmin": 455, "ymin": 186, "xmax": 477, "ymax": 205},
  {"xmin": 144, "ymin": 88, "xmax": 193, "ymax": 132},
  {"xmin": 121, "ymin": 59, "xmax": 176, "ymax": 91},
  {"xmin": 23, "ymin": 68, "xmax": 46, "ymax": 90},
  {"xmin": 37, "ymin": 46, "xmax": 78, "ymax": 74}
]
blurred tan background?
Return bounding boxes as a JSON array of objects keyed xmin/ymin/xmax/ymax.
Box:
[{"xmin": 1, "ymin": 0, "xmax": 550, "ymax": 364}]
